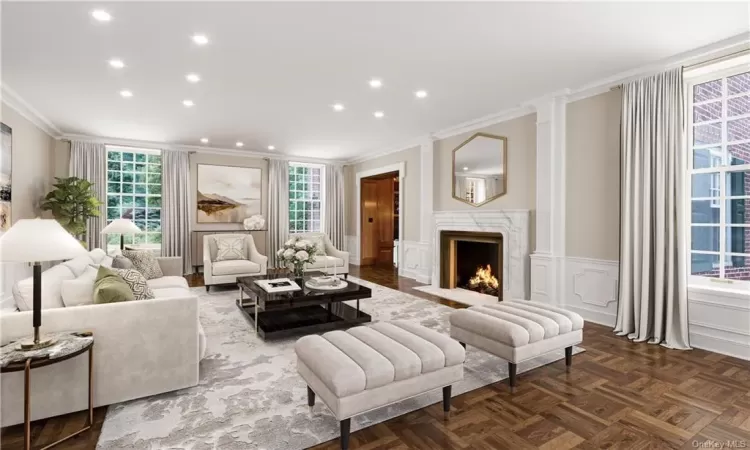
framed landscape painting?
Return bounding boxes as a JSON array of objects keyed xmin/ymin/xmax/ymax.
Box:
[
  {"xmin": 0, "ymin": 123, "xmax": 11, "ymax": 231},
  {"xmin": 197, "ymin": 164, "xmax": 261, "ymax": 223}
]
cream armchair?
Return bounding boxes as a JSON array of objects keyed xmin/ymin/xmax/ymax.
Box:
[
  {"xmin": 203, "ymin": 234, "xmax": 267, "ymax": 291},
  {"xmin": 292, "ymin": 233, "xmax": 349, "ymax": 278}
]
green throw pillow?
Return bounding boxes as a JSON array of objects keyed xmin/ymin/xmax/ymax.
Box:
[{"xmin": 94, "ymin": 266, "xmax": 135, "ymax": 304}]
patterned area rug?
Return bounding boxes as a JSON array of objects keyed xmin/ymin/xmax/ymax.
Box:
[{"xmin": 97, "ymin": 277, "xmax": 582, "ymax": 449}]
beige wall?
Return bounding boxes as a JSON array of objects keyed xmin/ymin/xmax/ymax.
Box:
[
  {"xmin": 345, "ymin": 146, "xmax": 421, "ymax": 241},
  {"xmin": 53, "ymin": 139, "xmax": 70, "ymax": 179},
  {"xmin": 434, "ymin": 113, "xmax": 537, "ymax": 250},
  {"xmin": 565, "ymin": 90, "xmax": 621, "ymax": 261},
  {"xmin": 1, "ymin": 104, "xmax": 56, "ymax": 222}
]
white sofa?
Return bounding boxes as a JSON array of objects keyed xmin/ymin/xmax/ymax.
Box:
[
  {"xmin": 292, "ymin": 233, "xmax": 349, "ymax": 277},
  {"xmin": 0, "ymin": 248, "xmax": 206, "ymax": 427},
  {"xmin": 203, "ymin": 234, "xmax": 267, "ymax": 291}
]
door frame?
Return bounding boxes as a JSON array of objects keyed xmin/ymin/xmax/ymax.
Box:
[{"xmin": 355, "ymin": 162, "xmax": 405, "ymax": 270}]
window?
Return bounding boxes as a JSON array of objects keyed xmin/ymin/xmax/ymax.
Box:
[
  {"xmin": 688, "ymin": 66, "xmax": 750, "ymax": 284},
  {"xmin": 288, "ymin": 162, "xmax": 325, "ymax": 233},
  {"xmin": 106, "ymin": 146, "xmax": 162, "ymax": 250}
]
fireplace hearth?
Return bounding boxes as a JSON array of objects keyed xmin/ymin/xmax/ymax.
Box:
[{"xmin": 440, "ymin": 230, "xmax": 503, "ymax": 300}]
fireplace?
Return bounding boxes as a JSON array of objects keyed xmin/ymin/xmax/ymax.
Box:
[{"xmin": 439, "ymin": 230, "xmax": 503, "ymax": 300}]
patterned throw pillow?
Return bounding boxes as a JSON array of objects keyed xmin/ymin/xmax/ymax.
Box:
[
  {"xmin": 112, "ymin": 268, "xmax": 155, "ymax": 300},
  {"xmin": 308, "ymin": 236, "xmax": 327, "ymax": 256},
  {"xmin": 214, "ymin": 236, "xmax": 247, "ymax": 261},
  {"xmin": 121, "ymin": 249, "xmax": 164, "ymax": 280}
]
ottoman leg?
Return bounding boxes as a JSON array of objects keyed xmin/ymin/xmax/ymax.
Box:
[
  {"xmin": 307, "ymin": 386, "xmax": 315, "ymax": 408},
  {"xmin": 340, "ymin": 418, "xmax": 351, "ymax": 450},
  {"xmin": 442, "ymin": 385, "xmax": 452, "ymax": 419},
  {"xmin": 508, "ymin": 362, "xmax": 517, "ymax": 392},
  {"xmin": 565, "ymin": 346, "xmax": 572, "ymax": 372}
]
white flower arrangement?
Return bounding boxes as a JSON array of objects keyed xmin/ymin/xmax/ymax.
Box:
[{"xmin": 277, "ymin": 236, "xmax": 319, "ymax": 278}]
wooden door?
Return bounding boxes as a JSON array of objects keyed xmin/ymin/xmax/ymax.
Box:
[
  {"xmin": 375, "ymin": 178, "xmax": 394, "ymax": 265},
  {"xmin": 360, "ymin": 179, "xmax": 378, "ymax": 265}
]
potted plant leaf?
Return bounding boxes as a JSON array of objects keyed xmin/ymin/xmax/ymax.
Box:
[{"xmin": 41, "ymin": 177, "xmax": 102, "ymax": 246}]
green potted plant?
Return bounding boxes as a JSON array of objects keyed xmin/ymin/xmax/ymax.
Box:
[{"xmin": 41, "ymin": 177, "xmax": 102, "ymax": 246}]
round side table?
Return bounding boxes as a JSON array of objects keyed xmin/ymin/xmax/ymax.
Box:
[{"xmin": 0, "ymin": 332, "xmax": 94, "ymax": 450}]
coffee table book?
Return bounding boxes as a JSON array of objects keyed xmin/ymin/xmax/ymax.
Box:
[{"xmin": 254, "ymin": 278, "xmax": 301, "ymax": 293}]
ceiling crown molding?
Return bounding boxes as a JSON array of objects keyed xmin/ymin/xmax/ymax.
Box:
[{"xmin": 1, "ymin": 83, "xmax": 62, "ymax": 138}]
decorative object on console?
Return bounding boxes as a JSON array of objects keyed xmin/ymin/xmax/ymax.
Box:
[
  {"xmin": 243, "ymin": 214, "xmax": 266, "ymax": 230},
  {"xmin": 0, "ymin": 122, "xmax": 11, "ymax": 231},
  {"xmin": 122, "ymin": 248, "xmax": 164, "ymax": 280},
  {"xmin": 101, "ymin": 218, "xmax": 142, "ymax": 251},
  {"xmin": 197, "ymin": 164, "xmax": 261, "ymax": 223},
  {"xmin": 276, "ymin": 236, "xmax": 319, "ymax": 279},
  {"xmin": 0, "ymin": 219, "xmax": 88, "ymax": 349},
  {"xmin": 40, "ymin": 176, "xmax": 103, "ymax": 246},
  {"xmin": 452, "ymin": 133, "xmax": 507, "ymax": 207}
]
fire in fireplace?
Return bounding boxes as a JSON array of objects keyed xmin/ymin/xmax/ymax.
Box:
[
  {"xmin": 467, "ymin": 265, "xmax": 500, "ymax": 296},
  {"xmin": 440, "ymin": 230, "xmax": 503, "ymax": 300}
]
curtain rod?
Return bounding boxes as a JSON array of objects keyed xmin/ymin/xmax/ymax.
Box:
[{"xmin": 683, "ymin": 48, "xmax": 749, "ymax": 71}]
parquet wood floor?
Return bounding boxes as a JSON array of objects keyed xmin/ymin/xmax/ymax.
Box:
[{"xmin": 2, "ymin": 265, "xmax": 749, "ymax": 449}]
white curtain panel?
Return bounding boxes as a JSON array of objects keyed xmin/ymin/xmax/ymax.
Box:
[
  {"xmin": 161, "ymin": 149, "xmax": 192, "ymax": 274},
  {"xmin": 267, "ymin": 159, "xmax": 289, "ymax": 268},
  {"xmin": 614, "ymin": 67, "xmax": 691, "ymax": 350},
  {"xmin": 69, "ymin": 140, "xmax": 106, "ymax": 249},
  {"xmin": 325, "ymin": 164, "xmax": 345, "ymax": 250}
]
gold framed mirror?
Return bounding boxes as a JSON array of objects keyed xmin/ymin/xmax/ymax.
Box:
[{"xmin": 452, "ymin": 132, "xmax": 507, "ymax": 206}]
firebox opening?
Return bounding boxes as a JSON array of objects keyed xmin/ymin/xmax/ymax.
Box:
[{"xmin": 456, "ymin": 240, "xmax": 500, "ymax": 296}]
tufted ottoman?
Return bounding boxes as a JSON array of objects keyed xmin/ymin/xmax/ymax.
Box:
[
  {"xmin": 450, "ymin": 300, "xmax": 583, "ymax": 391},
  {"xmin": 295, "ymin": 321, "xmax": 466, "ymax": 450}
]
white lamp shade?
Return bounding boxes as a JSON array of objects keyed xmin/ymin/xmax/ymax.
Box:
[
  {"xmin": 0, "ymin": 218, "xmax": 89, "ymax": 262},
  {"xmin": 101, "ymin": 218, "xmax": 142, "ymax": 234}
]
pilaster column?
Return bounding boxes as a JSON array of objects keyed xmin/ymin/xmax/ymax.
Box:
[
  {"xmin": 420, "ymin": 135, "xmax": 435, "ymax": 244},
  {"xmin": 527, "ymin": 93, "xmax": 568, "ymax": 304}
]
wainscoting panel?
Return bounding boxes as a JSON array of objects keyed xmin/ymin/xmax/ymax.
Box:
[
  {"xmin": 530, "ymin": 253, "xmax": 556, "ymax": 304},
  {"xmin": 345, "ymin": 235, "xmax": 359, "ymax": 265},
  {"xmin": 564, "ymin": 257, "xmax": 619, "ymax": 327},
  {"xmin": 401, "ymin": 240, "xmax": 431, "ymax": 284},
  {"xmin": 688, "ymin": 287, "xmax": 750, "ymax": 360}
]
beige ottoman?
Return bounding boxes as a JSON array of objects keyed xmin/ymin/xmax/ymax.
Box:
[
  {"xmin": 450, "ymin": 300, "xmax": 583, "ymax": 391},
  {"xmin": 295, "ymin": 321, "xmax": 466, "ymax": 450}
]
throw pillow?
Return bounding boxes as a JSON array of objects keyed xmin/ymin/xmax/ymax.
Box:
[
  {"xmin": 101, "ymin": 255, "xmax": 114, "ymax": 268},
  {"xmin": 121, "ymin": 249, "xmax": 163, "ymax": 280},
  {"xmin": 214, "ymin": 236, "xmax": 247, "ymax": 261},
  {"xmin": 61, "ymin": 266, "xmax": 99, "ymax": 307},
  {"xmin": 112, "ymin": 255, "xmax": 134, "ymax": 270},
  {"xmin": 308, "ymin": 236, "xmax": 327, "ymax": 256},
  {"xmin": 93, "ymin": 266, "xmax": 135, "ymax": 304},
  {"xmin": 112, "ymin": 268, "xmax": 155, "ymax": 300}
]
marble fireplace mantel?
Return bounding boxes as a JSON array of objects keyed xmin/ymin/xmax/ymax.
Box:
[{"xmin": 431, "ymin": 210, "xmax": 530, "ymax": 300}]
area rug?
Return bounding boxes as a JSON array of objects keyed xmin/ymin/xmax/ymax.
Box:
[{"xmin": 97, "ymin": 278, "xmax": 582, "ymax": 449}]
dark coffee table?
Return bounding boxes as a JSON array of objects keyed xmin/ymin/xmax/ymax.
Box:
[{"xmin": 236, "ymin": 271, "xmax": 372, "ymax": 339}]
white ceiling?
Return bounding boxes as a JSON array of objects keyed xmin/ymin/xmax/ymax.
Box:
[{"xmin": 2, "ymin": 2, "xmax": 748, "ymax": 161}]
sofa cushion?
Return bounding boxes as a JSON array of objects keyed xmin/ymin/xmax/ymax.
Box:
[
  {"xmin": 61, "ymin": 266, "xmax": 98, "ymax": 307},
  {"xmin": 305, "ymin": 256, "xmax": 344, "ymax": 269},
  {"xmin": 122, "ymin": 249, "xmax": 163, "ymax": 280},
  {"xmin": 93, "ymin": 266, "xmax": 135, "ymax": 304},
  {"xmin": 89, "ymin": 248, "xmax": 108, "ymax": 265},
  {"xmin": 214, "ymin": 235, "xmax": 247, "ymax": 261},
  {"xmin": 112, "ymin": 255, "xmax": 133, "ymax": 269},
  {"xmin": 147, "ymin": 276, "xmax": 189, "ymax": 290},
  {"xmin": 112, "ymin": 268, "xmax": 155, "ymax": 300},
  {"xmin": 212, "ymin": 260, "xmax": 260, "ymax": 276},
  {"xmin": 14, "ymin": 264, "xmax": 76, "ymax": 311},
  {"xmin": 63, "ymin": 254, "xmax": 95, "ymax": 277},
  {"xmin": 151, "ymin": 287, "xmax": 191, "ymax": 299}
]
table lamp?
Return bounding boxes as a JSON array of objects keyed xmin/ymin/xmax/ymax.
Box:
[
  {"xmin": 0, "ymin": 218, "xmax": 88, "ymax": 350},
  {"xmin": 101, "ymin": 218, "xmax": 142, "ymax": 251}
]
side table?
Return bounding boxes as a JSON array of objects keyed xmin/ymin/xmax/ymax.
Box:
[{"xmin": 0, "ymin": 332, "xmax": 94, "ymax": 450}]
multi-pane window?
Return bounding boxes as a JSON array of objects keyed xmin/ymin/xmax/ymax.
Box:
[
  {"xmin": 106, "ymin": 147, "xmax": 162, "ymax": 248},
  {"xmin": 288, "ymin": 163, "xmax": 324, "ymax": 233},
  {"xmin": 689, "ymin": 68, "xmax": 750, "ymax": 284}
]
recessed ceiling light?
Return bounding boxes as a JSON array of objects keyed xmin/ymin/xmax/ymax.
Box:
[
  {"xmin": 108, "ymin": 59, "xmax": 124, "ymax": 69},
  {"xmin": 91, "ymin": 10, "xmax": 111, "ymax": 22},
  {"xmin": 415, "ymin": 90, "xmax": 428, "ymax": 98},
  {"xmin": 373, "ymin": 111, "xmax": 385, "ymax": 118},
  {"xmin": 332, "ymin": 103, "xmax": 345, "ymax": 112},
  {"xmin": 200, "ymin": 138, "xmax": 209, "ymax": 144},
  {"xmin": 267, "ymin": 145, "xmax": 275, "ymax": 150},
  {"xmin": 119, "ymin": 90, "xmax": 133, "ymax": 98},
  {"xmin": 186, "ymin": 73, "xmax": 201, "ymax": 83},
  {"xmin": 236, "ymin": 141, "xmax": 244, "ymax": 147},
  {"xmin": 182, "ymin": 100, "xmax": 194, "ymax": 107},
  {"xmin": 369, "ymin": 79, "xmax": 383, "ymax": 89},
  {"xmin": 463, "ymin": 167, "xmax": 469, "ymax": 171},
  {"xmin": 192, "ymin": 34, "xmax": 209, "ymax": 45}
]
